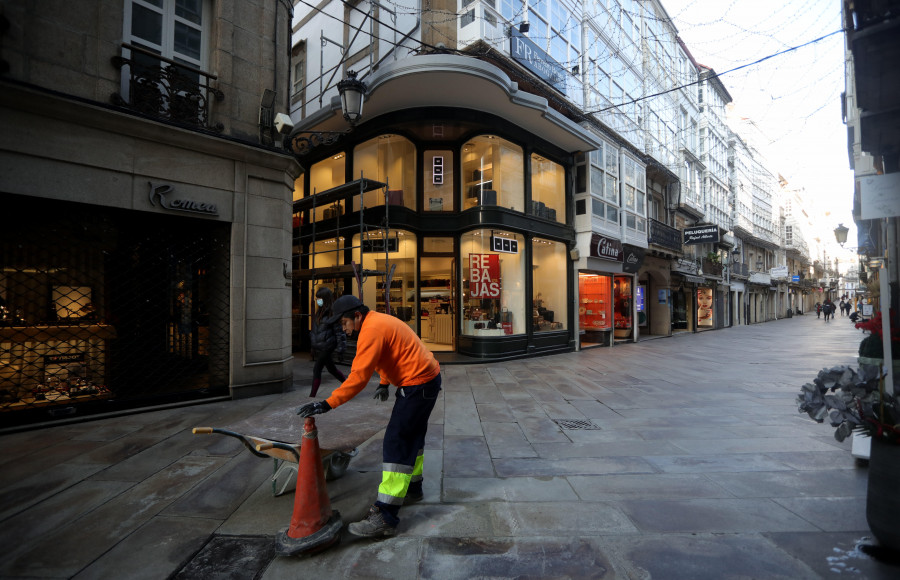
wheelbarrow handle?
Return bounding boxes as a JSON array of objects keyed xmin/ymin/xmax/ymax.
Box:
[{"xmin": 193, "ymin": 427, "xmax": 214, "ymax": 434}]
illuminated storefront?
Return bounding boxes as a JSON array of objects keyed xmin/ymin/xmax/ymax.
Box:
[{"xmin": 290, "ymin": 59, "xmax": 599, "ymax": 360}]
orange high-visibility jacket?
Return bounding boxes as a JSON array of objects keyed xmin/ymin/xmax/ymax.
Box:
[{"xmin": 325, "ymin": 311, "xmax": 440, "ymax": 409}]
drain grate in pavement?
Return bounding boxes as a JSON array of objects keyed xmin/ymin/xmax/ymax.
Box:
[
  {"xmin": 553, "ymin": 418, "xmax": 601, "ymax": 430},
  {"xmin": 173, "ymin": 535, "xmax": 275, "ymax": 580}
]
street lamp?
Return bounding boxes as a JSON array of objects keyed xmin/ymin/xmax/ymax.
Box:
[
  {"xmin": 834, "ymin": 223, "xmax": 849, "ymax": 247},
  {"xmin": 336, "ymin": 70, "xmax": 367, "ymax": 125},
  {"xmin": 286, "ymin": 71, "xmax": 368, "ymax": 156}
]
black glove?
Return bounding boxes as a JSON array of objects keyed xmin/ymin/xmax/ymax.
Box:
[
  {"xmin": 297, "ymin": 400, "xmax": 332, "ymax": 417},
  {"xmin": 373, "ymin": 384, "xmax": 389, "ymax": 402}
]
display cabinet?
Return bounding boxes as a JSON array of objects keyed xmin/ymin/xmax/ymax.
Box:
[
  {"xmin": 579, "ymin": 276, "xmax": 611, "ymax": 331},
  {"xmin": 463, "ymin": 166, "xmax": 496, "ymax": 209}
]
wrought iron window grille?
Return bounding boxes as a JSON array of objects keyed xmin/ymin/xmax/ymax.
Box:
[{"xmin": 111, "ymin": 43, "xmax": 224, "ymax": 132}]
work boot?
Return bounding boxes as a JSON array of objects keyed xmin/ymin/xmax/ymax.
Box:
[
  {"xmin": 403, "ymin": 491, "xmax": 424, "ymax": 505},
  {"xmin": 348, "ymin": 506, "xmax": 396, "ymax": 538}
]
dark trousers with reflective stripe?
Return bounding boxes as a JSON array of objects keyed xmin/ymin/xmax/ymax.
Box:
[{"xmin": 374, "ymin": 373, "xmax": 441, "ymax": 525}]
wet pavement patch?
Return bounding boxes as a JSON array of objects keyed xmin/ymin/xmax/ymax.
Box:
[{"xmin": 173, "ymin": 535, "xmax": 275, "ymax": 580}]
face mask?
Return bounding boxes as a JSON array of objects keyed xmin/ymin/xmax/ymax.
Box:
[{"xmin": 316, "ymin": 298, "xmax": 324, "ymax": 307}]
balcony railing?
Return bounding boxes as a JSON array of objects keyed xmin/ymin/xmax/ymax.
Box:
[
  {"xmin": 701, "ymin": 258, "xmax": 723, "ymax": 278},
  {"xmin": 732, "ymin": 262, "xmax": 749, "ymax": 277},
  {"xmin": 648, "ymin": 218, "xmax": 682, "ymax": 252},
  {"xmin": 111, "ymin": 43, "xmax": 224, "ymax": 131}
]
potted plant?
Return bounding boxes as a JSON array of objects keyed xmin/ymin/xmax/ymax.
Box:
[
  {"xmin": 797, "ymin": 315, "xmax": 900, "ymax": 552},
  {"xmin": 856, "ymin": 311, "xmax": 900, "ymax": 371}
]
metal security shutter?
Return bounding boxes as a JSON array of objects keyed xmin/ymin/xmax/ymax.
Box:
[{"xmin": 1, "ymin": 194, "xmax": 230, "ymax": 429}]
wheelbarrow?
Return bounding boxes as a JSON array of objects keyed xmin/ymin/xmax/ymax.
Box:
[{"xmin": 193, "ymin": 387, "xmax": 393, "ymax": 496}]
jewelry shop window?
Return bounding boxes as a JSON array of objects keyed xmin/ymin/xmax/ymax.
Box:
[
  {"xmin": 309, "ymin": 153, "xmax": 346, "ymax": 223},
  {"xmin": 461, "ymin": 136, "xmax": 524, "ymax": 213},
  {"xmin": 424, "ymin": 150, "xmax": 454, "ymax": 212},
  {"xmin": 530, "ymin": 153, "xmax": 565, "ymax": 223},
  {"xmin": 353, "ymin": 134, "xmax": 416, "ymax": 211},
  {"xmin": 351, "ymin": 229, "xmax": 418, "ymax": 333},
  {"xmin": 532, "ymin": 238, "xmax": 567, "ymax": 332},
  {"xmin": 461, "ymin": 230, "xmax": 525, "ymax": 336}
]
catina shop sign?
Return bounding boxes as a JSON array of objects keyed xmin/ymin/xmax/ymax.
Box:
[
  {"xmin": 589, "ymin": 233, "xmax": 623, "ymax": 262},
  {"xmin": 469, "ymin": 254, "xmax": 501, "ymax": 298}
]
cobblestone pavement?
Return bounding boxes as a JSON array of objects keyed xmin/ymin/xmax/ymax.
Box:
[{"xmin": 2, "ymin": 314, "xmax": 897, "ymax": 579}]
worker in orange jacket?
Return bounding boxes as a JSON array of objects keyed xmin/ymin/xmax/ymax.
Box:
[{"xmin": 298, "ymin": 295, "xmax": 441, "ymax": 537}]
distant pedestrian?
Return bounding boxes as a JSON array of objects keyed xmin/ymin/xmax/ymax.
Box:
[
  {"xmin": 816, "ymin": 302, "xmax": 821, "ymax": 318},
  {"xmin": 308, "ymin": 287, "xmax": 347, "ymax": 397},
  {"xmin": 823, "ymin": 301, "xmax": 833, "ymax": 322}
]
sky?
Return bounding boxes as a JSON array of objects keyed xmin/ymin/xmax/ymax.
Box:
[{"xmin": 662, "ymin": 0, "xmax": 856, "ymax": 260}]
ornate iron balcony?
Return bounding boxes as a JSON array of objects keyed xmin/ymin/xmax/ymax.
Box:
[
  {"xmin": 111, "ymin": 44, "xmax": 224, "ymax": 132},
  {"xmin": 648, "ymin": 218, "xmax": 682, "ymax": 252}
]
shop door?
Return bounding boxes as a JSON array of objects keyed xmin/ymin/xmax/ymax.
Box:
[{"xmin": 419, "ymin": 239, "xmax": 455, "ymax": 352}]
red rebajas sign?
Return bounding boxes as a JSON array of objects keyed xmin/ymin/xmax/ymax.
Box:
[{"xmin": 469, "ymin": 253, "xmax": 501, "ymax": 298}]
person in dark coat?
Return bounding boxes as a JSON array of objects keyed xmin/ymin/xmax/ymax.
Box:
[{"xmin": 309, "ymin": 287, "xmax": 346, "ymax": 396}]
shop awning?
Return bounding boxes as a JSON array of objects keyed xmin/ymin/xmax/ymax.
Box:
[
  {"xmin": 294, "ymin": 54, "xmax": 604, "ymax": 154},
  {"xmin": 680, "ymin": 275, "xmax": 705, "ymax": 284}
]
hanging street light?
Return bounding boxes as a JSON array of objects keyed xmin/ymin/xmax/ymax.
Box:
[
  {"xmin": 286, "ymin": 71, "xmax": 368, "ymax": 156},
  {"xmin": 337, "ymin": 70, "xmax": 367, "ymax": 125},
  {"xmin": 834, "ymin": 223, "xmax": 850, "ymax": 247}
]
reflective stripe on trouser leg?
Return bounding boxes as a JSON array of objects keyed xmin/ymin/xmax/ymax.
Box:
[
  {"xmin": 410, "ymin": 449, "xmax": 424, "ymax": 484},
  {"xmin": 377, "ymin": 463, "xmax": 414, "ymax": 506}
]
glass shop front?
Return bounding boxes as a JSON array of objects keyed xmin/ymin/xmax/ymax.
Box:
[
  {"xmin": 292, "ymin": 114, "xmax": 574, "ymax": 360},
  {"xmin": 1, "ymin": 194, "xmax": 231, "ymax": 429}
]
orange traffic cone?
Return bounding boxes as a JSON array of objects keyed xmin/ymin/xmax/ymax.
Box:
[{"xmin": 275, "ymin": 417, "xmax": 342, "ymax": 556}]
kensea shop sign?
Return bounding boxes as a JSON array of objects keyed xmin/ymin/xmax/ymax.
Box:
[
  {"xmin": 149, "ymin": 182, "xmax": 219, "ymax": 216},
  {"xmin": 589, "ymin": 233, "xmax": 623, "ymax": 262}
]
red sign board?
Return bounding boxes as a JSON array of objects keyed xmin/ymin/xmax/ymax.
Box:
[{"xmin": 469, "ymin": 254, "xmax": 501, "ymax": 298}]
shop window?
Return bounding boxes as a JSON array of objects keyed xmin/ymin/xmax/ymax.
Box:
[
  {"xmin": 697, "ymin": 286, "xmax": 713, "ymax": 327},
  {"xmin": 308, "ymin": 153, "xmax": 346, "ymax": 222},
  {"xmin": 578, "ymin": 273, "xmax": 611, "ymax": 331},
  {"xmin": 424, "ymin": 150, "xmax": 454, "ymax": 212},
  {"xmin": 530, "ymin": 154, "xmax": 564, "ymax": 223},
  {"xmin": 461, "ymin": 136, "xmax": 524, "ymax": 213},
  {"xmin": 1, "ymin": 196, "xmax": 230, "ymax": 427},
  {"xmin": 532, "ymin": 238, "xmax": 567, "ymax": 332},
  {"xmin": 461, "ymin": 230, "xmax": 525, "ymax": 336},
  {"xmin": 351, "ymin": 230, "xmax": 417, "ymax": 332},
  {"xmin": 353, "ymin": 135, "xmax": 416, "ymax": 211},
  {"xmin": 613, "ymin": 276, "xmax": 632, "ymax": 336}
]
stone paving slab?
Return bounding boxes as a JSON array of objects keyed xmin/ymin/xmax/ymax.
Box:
[
  {"xmin": 619, "ymin": 497, "xmax": 822, "ymax": 533},
  {"xmin": 602, "ymin": 533, "xmax": 824, "ymax": 580},
  {"xmin": 567, "ymin": 473, "xmax": 728, "ymax": 501},
  {"xmin": 73, "ymin": 515, "xmax": 222, "ymax": 580},
  {"xmin": 703, "ymin": 469, "xmax": 868, "ymax": 499},
  {"xmin": 417, "ymin": 537, "xmax": 619, "ymax": 580},
  {"xmin": 0, "ymin": 479, "xmax": 133, "ymax": 567},
  {"xmin": 493, "ymin": 455, "xmax": 656, "ymax": 477},
  {"xmin": 5, "ymin": 455, "xmax": 226, "ymax": 578},
  {"xmin": 442, "ymin": 476, "xmax": 578, "ymax": 503},
  {"xmin": 644, "ymin": 453, "xmax": 796, "ymax": 473}
]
